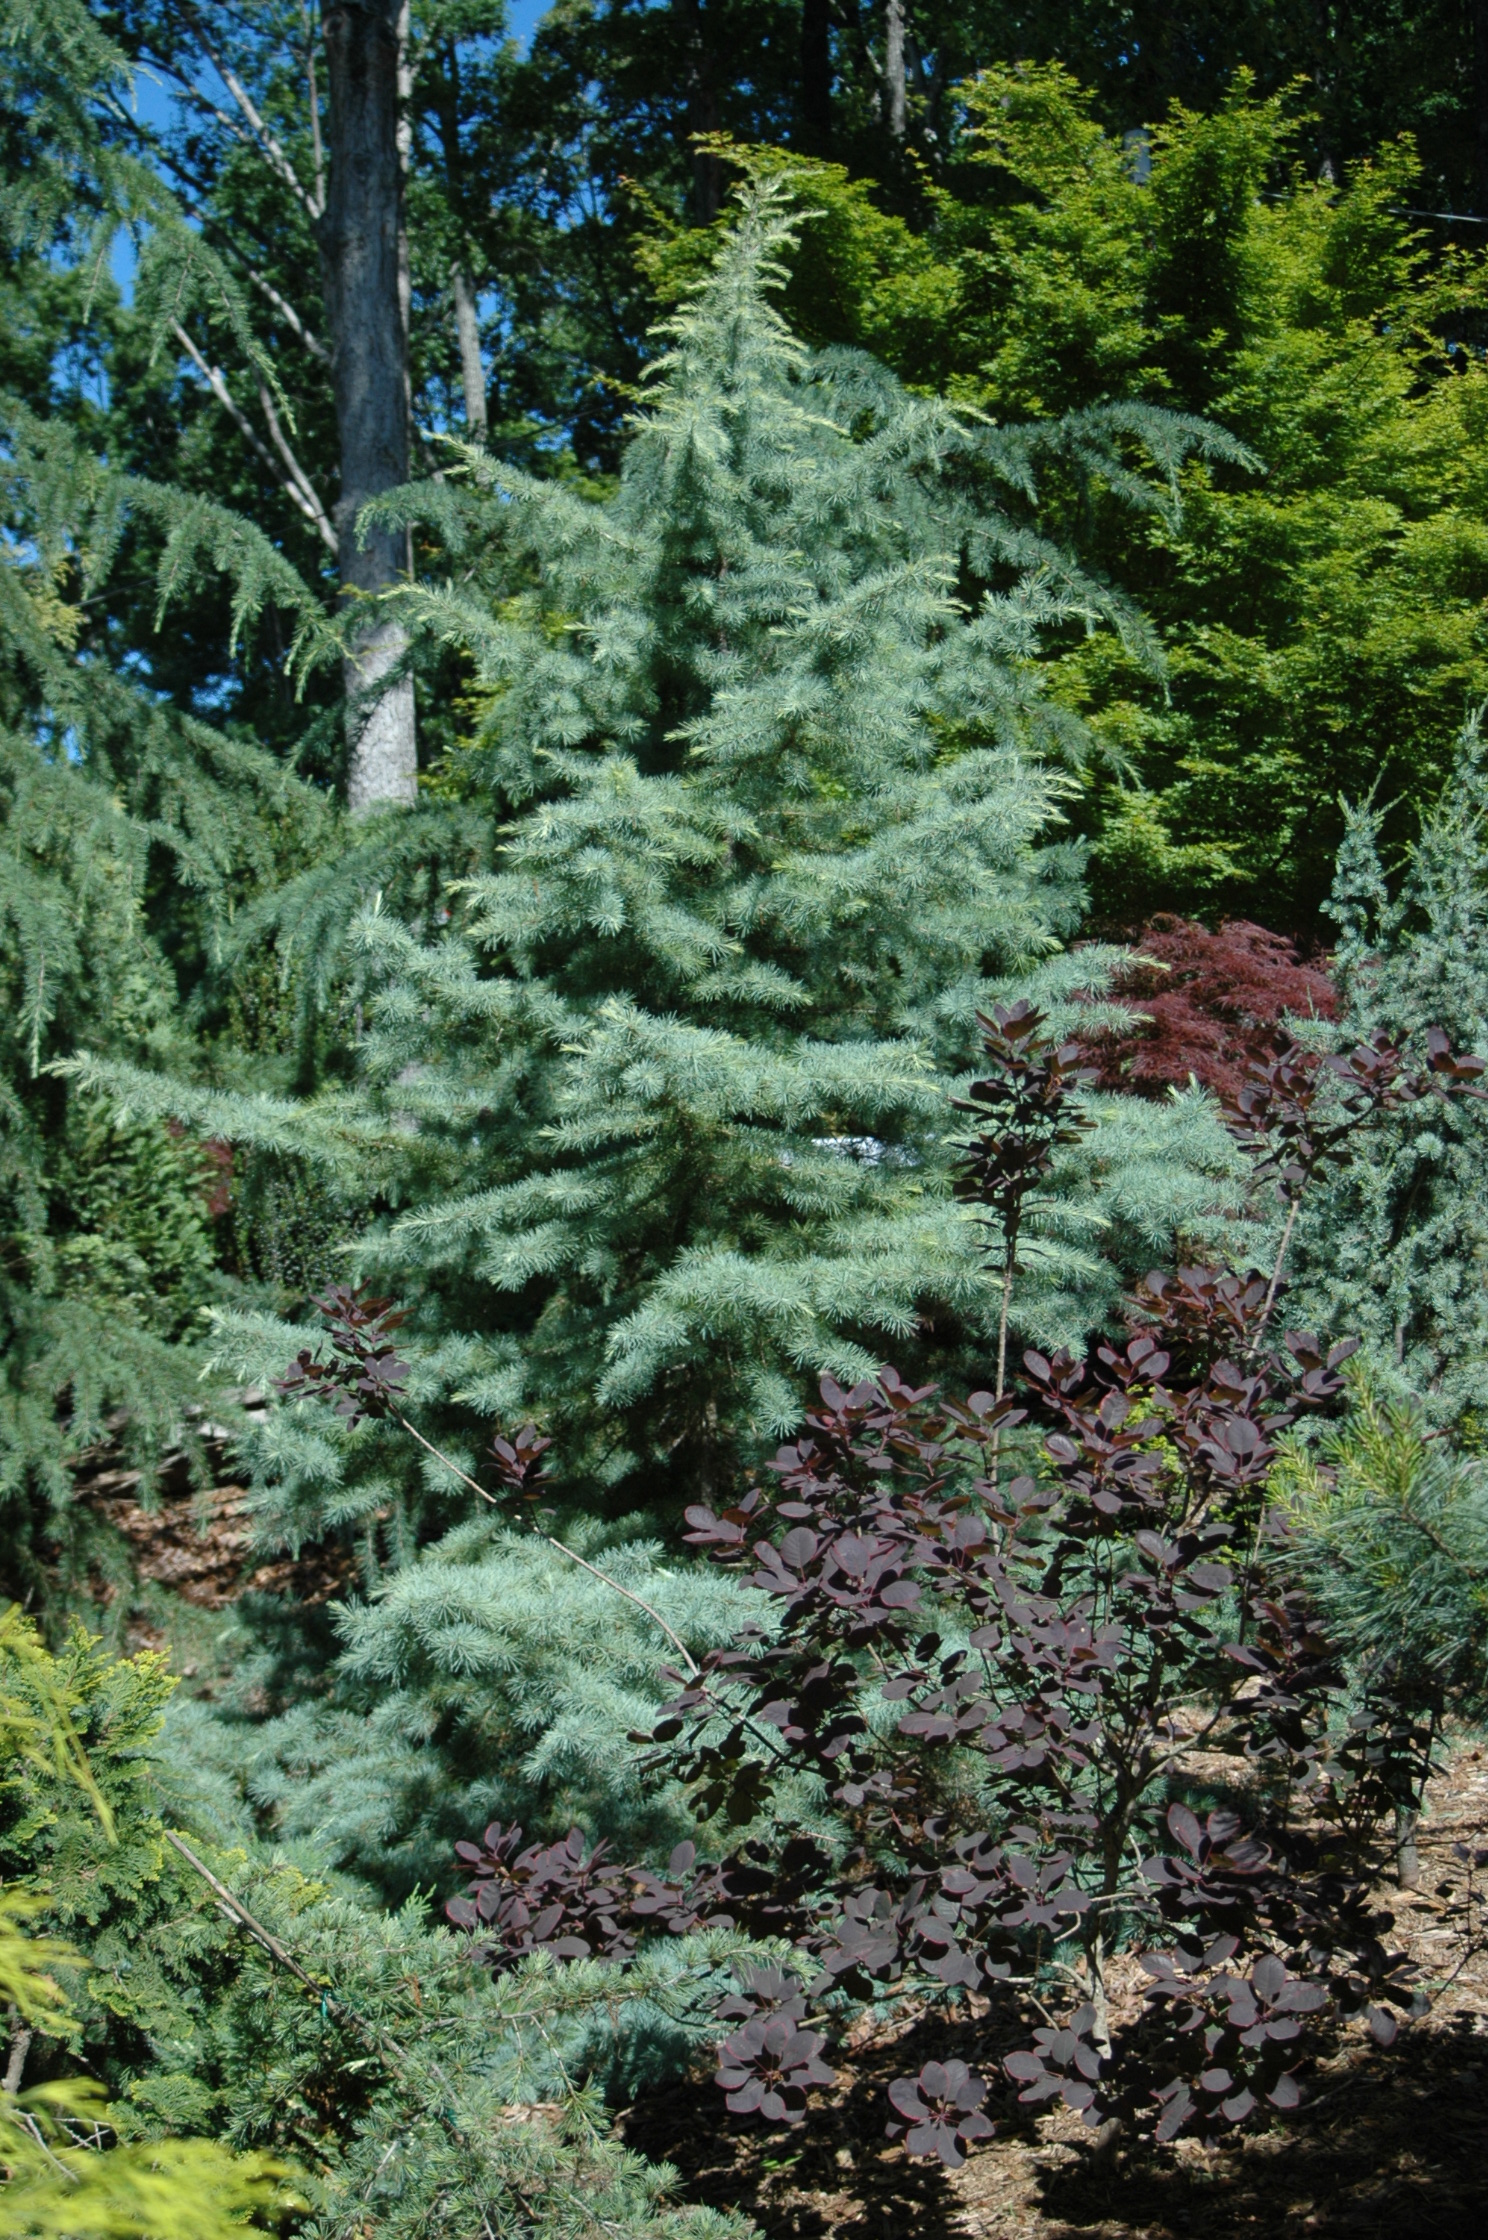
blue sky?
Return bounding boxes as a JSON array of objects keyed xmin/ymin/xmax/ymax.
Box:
[
  {"xmin": 507, "ymin": 1, "xmax": 549, "ymax": 51},
  {"xmin": 113, "ymin": 6, "xmax": 555, "ymax": 296}
]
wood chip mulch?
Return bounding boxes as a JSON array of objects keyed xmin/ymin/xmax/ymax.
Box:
[{"xmin": 69, "ymin": 1406, "xmax": 359, "ymax": 1648}]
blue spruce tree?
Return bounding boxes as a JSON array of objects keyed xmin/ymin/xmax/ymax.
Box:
[
  {"xmin": 133, "ymin": 176, "xmax": 1241, "ymax": 1563},
  {"xmin": 1290, "ymin": 718, "xmax": 1488, "ymax": 1429}
]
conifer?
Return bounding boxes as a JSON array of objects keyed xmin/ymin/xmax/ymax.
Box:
[
  {"xmin": 0, "ymin": 1610, "xmax": 756, "ymax": 2240},
  {"xmin": 0, "ymin": 13, "xmax": 337, "ymax": 1592},
  {"xmin": 1289, "ymin": 722, "xmax": 1488, "ymax": 1426},
  {"xmin": 142, "ymin": 178, "xmax": 1241, "ymax": 1557}
]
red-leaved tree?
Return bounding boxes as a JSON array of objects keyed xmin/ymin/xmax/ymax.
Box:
[{"xmin": 1090, "ymin": 918, "xmax": 1337, "ymax": 1099}]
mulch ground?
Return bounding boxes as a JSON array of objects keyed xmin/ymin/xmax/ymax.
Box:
[
  {"xmin": 71, "ymin": 1407, "xmax": 359, "ymax": 1647},
  {"xmin": 620, "ymin": 1747, "xmax": 1488, "ymax": 2239}
]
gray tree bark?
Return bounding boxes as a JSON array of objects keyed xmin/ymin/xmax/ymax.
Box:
[
  {"xmin": 885, "ymin": 0, "xmax": 906, "ymax": 140},
  {"xmin": 452, "ymin": 268, "xmax": 488, "ymax": 435},
  {"xmin": 318, "ymin": 0, "xmax": 417, "ymax": 813},
  {"xmin": 436, "ymin": 40, "xmax": 488, "ymax": 437},
  {"xmin": 1474, "ymin": 0, "xmax": 1488, "ymax": 215},
  {"xmin": 685, "ymin": 1, "xmax": 723, "ymax": 224}
]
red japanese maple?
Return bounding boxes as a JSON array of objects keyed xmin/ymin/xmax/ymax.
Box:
[{"xmin": 1090, "ymin": 918, "xmax": 1337, "ymax": 1099}]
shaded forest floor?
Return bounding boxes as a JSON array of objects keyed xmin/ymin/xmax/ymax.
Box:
[
  {"xmin": 620, "ymin": 1749, "xmax": 1488, "ymax": 2240},
  {"xmin": 72, "ymin": 1409, "xmax": 357, "ymax": 1645}
]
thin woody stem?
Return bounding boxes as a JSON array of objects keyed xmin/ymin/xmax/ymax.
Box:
[
  {"xmin": 1257, "ymin": 1194, "xmax": 1301, "ymax": 1338},
  {"xmin": 163, "ymin": 1830, "xmax": 412, "ymax": 2067},
  {"xmin": 385, "ymin": 1411, "xmax": 804, "ymax": 1771},
  {"xmin": 391, "ymin": 1412, "xmax": 702, "ymax": 1677},
  {"xmin": 996, "ymin": 1234, "xmax": 1015, "ymax": 1405},
  {"xmin": 990, "ymin": 1209, "xmax": 1019, "ymax": 1486}
]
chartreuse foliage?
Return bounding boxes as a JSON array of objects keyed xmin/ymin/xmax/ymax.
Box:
[
  {"xmin": 0, "ymin": 1607, "xmax": 291, "ymax": 2238},
  {"xmin": 91, "ymin": 178, "xmax": 1241, "ymax": 1567},
  {"xmin": 1, "ymin": 1606, "xmax": 758, "ymax": 2240},
  {"xmin": 647, "ymin": 73, "xmax": 1488, "ymax": 927}
]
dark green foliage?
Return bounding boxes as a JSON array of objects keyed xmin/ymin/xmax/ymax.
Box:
[
  {"xmin": 46, "ymin": 1110, "xmax": 219, "ymax": 1338},
  {"xmin": 0, "ymin": 4, "xmax": 346, "ymax": 1596},
  {"xmin": 967, "ymin": 5, "xmax": 1488, "ymax": 210}
]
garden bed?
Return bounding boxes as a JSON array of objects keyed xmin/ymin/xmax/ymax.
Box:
[{"xmin": 620, "ymin": 1746, "xmax": 1488, "ymax": 2239}]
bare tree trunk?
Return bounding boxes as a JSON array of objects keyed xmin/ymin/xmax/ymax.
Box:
[
  {"xmin": 437, "ymin": 41, "xmax": 487, "ymax": 436},
  {"xmin": 452, "ymin": 268, "xmax": 487, "ymax": 435},
  {"xmin": 686, "ymin": 1, "xmax": 722, "ymax": 224},
  {"xmin": 885, "ymin": 0, "xmax": 906, "ymax": 140},
  {"xmin": 3, "ymin": 2020, "xmax": 32, "ymax": 2097},
  {"xmin": 800, "ymin": 0, "xmax": 831, "ymax": 153},
  {"xmin": 318, "ymin": 0, "xmax": 417, "ymax": 814},
  {"xmin": 1309, "ymin": 1, "xmax": 1351, "ymax": 184},
  {"xmin": 396, "ymin": 1, "xmax": 413, "ymax": 411}
]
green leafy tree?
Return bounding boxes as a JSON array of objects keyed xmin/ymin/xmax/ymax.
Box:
[{"xmin": 653, "ymin": 72, "xmax": 1488, "ymax": 929}]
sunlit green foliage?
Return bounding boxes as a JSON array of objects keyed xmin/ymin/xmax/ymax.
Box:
[
  {"xmin": 1278, "ymin": 1380, "xmax": 1488, "ymax": 1713},
  {"xmin": 1, "ymin": 1606, "xmax": 756, "ymax": 2240},
  {"xmin": 0, "ymin": 1609, "xmax": 293, "ymax": 2238},
  {"xmin": 86, "ymin": 183, "xmax": 1247, "ymax": 1570},
  {"xmin": 652, "ymin": 74, "xmax": 1488, "ymax": 929}
]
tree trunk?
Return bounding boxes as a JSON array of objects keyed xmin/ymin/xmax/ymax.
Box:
[
  {"xmin": 318, "ymin": 0, "xmax": 417, "ymax": 814},
  {"xmin": 685, "ymin": 1, "xmax": 722, "ymax": 224},
  {"xmin": 1308, "ymin": 3, "xmax": 1334, "ymax": 177},
  {"xmin": 800, "ymin": 0, "xmax": 831, "ymax": 153},
  {"xmin": 438, "ymin": 41, "xmax": 487, "ymax": 436},
  {"xmin": 885, "ymin": 0, "xmax": 906, "ymax": 141},
  {"xmin": 452, "ymin": 268, "xmax": 487, "ymax": 435}
]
